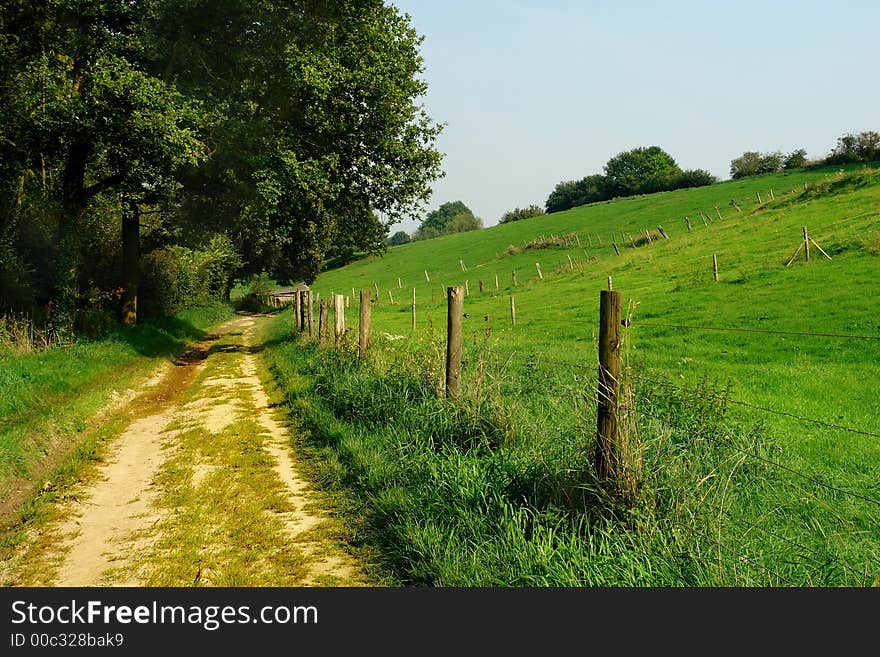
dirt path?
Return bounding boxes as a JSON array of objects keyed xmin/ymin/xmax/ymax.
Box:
[{"xmin": 0, "ymin": 315, "xmax": 369, "ymax": 587}]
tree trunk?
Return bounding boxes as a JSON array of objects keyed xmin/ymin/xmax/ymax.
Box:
[
  {"xmin": 121, "ymin": 199, "xmax": 140, "ymax": 325},
  {"xmin": 51, "ymin": 142, "xmax": 89, "ymax": 337}
]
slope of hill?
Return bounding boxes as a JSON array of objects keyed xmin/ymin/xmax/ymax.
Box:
[{"xmin": 261, "ymin": 163, "xmax": 880, "ymax": 585}]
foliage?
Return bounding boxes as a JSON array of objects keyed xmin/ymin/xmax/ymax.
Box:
[
  {"xmin": 545, "ymin": 175, "xmax": 608, "ymax": 213},
  {"xmin": 730, "ymin": 150, "xmax": 789, "ymax": 178},
  {"xmin": 603, "ymin": 146, "xmax": 682, "ymax": 197},
  {"xmin": 139, "ymin": 235, "xmax": 241, "ymax": 318},
  {"xmin": 386, "ymin": 230, "xmax": 412, "ymax": 247},
  {"xmin": 413, "ymin": 201, "xmax": 483, "ymax": 240},
  {"xmin": 499, "ymin": 205, "xmax": 545, "ymax": 224},
  {"xmin": 783, "ymin": 148, "xmax": 808, "ymax": 170},
  {"xmin": 672, "ymin": 169, "xmax": 718, "ymax": 189},
  {"xmin": 826, "ymin": 131, "xmax": 880, "ymax": 165},
  {"xmin": 0, "ymin": 0, "xmax": 444, "ymax": 330}
]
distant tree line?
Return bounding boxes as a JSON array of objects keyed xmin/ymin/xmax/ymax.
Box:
[
  {"xmin": 498, "ymin": 205, "xmax": 545, "ymax": 224},
  {"xmin": 545, "ymin": 146, "xmax": 717, "ymax": 214},
  {"xmin": 730, "ymin": 130, "xmax": 880, "ymax": 179}
]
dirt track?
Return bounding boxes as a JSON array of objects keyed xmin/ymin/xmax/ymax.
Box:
[{"xmin": 0, "ymin": 315, "xmax": 368, "ymax": 587}]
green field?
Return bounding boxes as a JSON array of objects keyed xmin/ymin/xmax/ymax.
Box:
[{"xmin": 262, "ymin": 164, "xmax": 880, "ymax": 585}]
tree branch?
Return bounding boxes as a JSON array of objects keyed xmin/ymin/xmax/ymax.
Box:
[{"xmin": 83, "ymin": 172, "xmax": 126, "ymax": 199}]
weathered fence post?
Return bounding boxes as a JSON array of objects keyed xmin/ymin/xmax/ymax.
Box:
[
  {"xmin": 295, "ymin": 291, "xmax": 302, "ymax": 331},
  {"xmin": 334, "ymin": 294, "xmax": 345, "ymax": 346},
  {"xmin": 425, "ymin": 270, "xmax": 431, "ymax": 282},
  {"xmin": 306, "ymin": 291, "xmax": 314, "ymax": 338},
  {"xmin": 715, "ymin": 206, "xmax": 722, "ymax": 221},
  {"xmin": 460, "ymin": 259, "xmax": 466, "ymax": 272},
  {"xmin": 512, "ymin": 270, "xmax": 518, "ymax": 287},
  {"xmin": 612, "ymin": 241, "xmax": 620, "ymax": 256},
  {"xmin": 388, "ymin": 289, "xmax": 395, "ymax": 305},
  {"xmin": 479, "ymin": 279, "xmax": 484, "ymax": 293},
  {"xmin": 713, "ymin": 254, "xmax": 719, "ymax": 282},
  {"xmin": 803, "ymin": 226, "xmax": 811, "ymax": 262},
  {"xmin": 299, "ymin": 290, "xmax": 308, "ymax": 330},
  {"xmin": 756, "ymin": 191, "xmax": 763, "ymax": 204},
  {"xmin": 411, "ymin": 288, "xmax": 416, "ymax": 332},
  {"xmin": 358, "ymin": 289, "xmax": 371, "ymax": 359},
  {"xmin": 318, "ymin": 299, "xmax": 329, "ymax": 345},
  {"xmin": 509, "ymin": 295, "xmax": 516, "ymax": 327},
  {"xmin": 535, "ymin": 263, "xmax": 543, "ymax": 280},
  {"xmin": 685, "ymin": 216, "xmax": 692, "ymax": 231},
  {"xmin": 494, "ymin": 274, "xmax": 499, "ymax": 291},
  {"xmin": 445, "ymin": 286, "xmax": 464, "ymax": 400},
  {"xmin": 596, "ymin": 288, "xmax": 622, "ymax": 491},
  {"xmin": 374, "ymin": 282, "xmax": 380, "ymax": 300}
]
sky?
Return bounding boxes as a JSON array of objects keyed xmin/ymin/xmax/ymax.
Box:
[{"xmin": 389, "ymin": 0, "xmax": 880, "ymax": 233}]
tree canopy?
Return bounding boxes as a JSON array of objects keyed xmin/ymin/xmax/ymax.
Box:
[
  {"xmin": 0, "ymin": 1, "xmax": 444, "ymax": 329},
  {"xmin": 413, "ymin": 201, "xmax": 482, "ymax": 240}
]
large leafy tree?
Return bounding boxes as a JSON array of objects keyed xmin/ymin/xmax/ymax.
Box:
[
  {"xmin": 603, "ymin": 146, "xmax": 682, "ymax": 198},
  {"xmin": 413, "ymin": 201, "xmax": 482, "ymax": 240},
  {"xmin": 155, "ymin": 0, "xmax": 444, "ymax": 283},
  {"xmin": 1, "ymin": 0, "xmax": 206, "ymax": 330}
]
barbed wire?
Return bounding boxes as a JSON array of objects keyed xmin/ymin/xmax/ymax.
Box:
[
  {"xmin": 631, "ymin": 373, "xmax": 880, "ymax": 440},
  {"xmin": 631, "ymin": 322, "xmax": 880, "ymax": 341}
]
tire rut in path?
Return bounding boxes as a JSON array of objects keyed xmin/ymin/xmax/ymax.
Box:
[{"xmin": 2, "ymin": 315, "xmax": 367, "ymax": 587}]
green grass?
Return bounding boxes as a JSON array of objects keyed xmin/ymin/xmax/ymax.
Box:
[
  {"xmin": 260, "ymin": 164, "xmax": 880, "ymax": 586},
  {"xmin": 0, "ymin": 302, "xmax": 235, "ymax": 502}
]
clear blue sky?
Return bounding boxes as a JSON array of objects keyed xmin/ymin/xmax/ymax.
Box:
[{"xmin": 389, "ymin": 0, "xmax": 880, "ymax": 232}]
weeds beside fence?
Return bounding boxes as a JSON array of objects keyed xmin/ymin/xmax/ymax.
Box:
[{"xmin": 263, "ymin": 283, "xmax": 880, "ymax": 586}]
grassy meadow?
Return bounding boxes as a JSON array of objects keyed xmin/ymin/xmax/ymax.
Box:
[{"xmin": 260, "ymin": 163, "xmax": 880, "ymax": 586}]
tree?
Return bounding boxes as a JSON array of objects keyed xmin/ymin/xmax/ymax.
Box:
[
  {"xmin": 413, "ymin": 201, "xmax": 482, "ymax": 240},
  {"xmin": 386, "ymin": 230, "xmax": 411, "ymax": 246},
  {"xmin": 730, "ymin": 151, "xmax": 763, "ymax": 179},
  {"xmin": 545, "ymin": 175, "xmax": 608, "ymax": 213},
  {"xmin": 673, "ymin": 169, "xmax": 717, "ymax": 189},
  {"xmin": 758, "ymin": 151, "xmax": 784, "ymax": 174},
  {"xmin": 158, "ymin": 0, "xmax": 444, "ymax": 284},
  {"xmin": 783, "ymin": 149, "xmax": 808, "ymax": 170},
  {"xmin": 1, "ymin": 0, "xmax": 207, "ymax": 331},
  {"xmin": 499, "ymin": 205, "xmax": 544, "ymax": 224},
  {"xmin": 603, "ymin": 146, "xmax": 682, "ymax": 197}
]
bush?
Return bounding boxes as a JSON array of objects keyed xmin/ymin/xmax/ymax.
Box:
[
  {"xmin": 499, "ymin": 205, "xmax": 545, "ymax": 224},
  {"xmin": 140, "ymin": 234, "xmax": 241, "ymax": 318}
]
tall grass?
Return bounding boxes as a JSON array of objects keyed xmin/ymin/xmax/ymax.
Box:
[{"xmin": 260, "ymin": 309, "xmax": 877, "ymax": 586}]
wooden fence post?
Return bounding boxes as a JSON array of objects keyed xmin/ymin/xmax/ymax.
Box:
[
  {"xmin": 334, "ymin": 294, "xmax": 345, "ymax": 346},
  {"xmin": 715, "ymin": 206, "xmax": 722, "ymax": 221},
  {"xmin": 685, "ymin": 216, "xmax": 692, "ymax": 231},
  {"xmin": 494, "ymin": 274, "xmax": 499, "ymax": 291},
  {"xmin": 306, "ymin": 291, "xmax": 314, "ymax": 338},
  {"xmin": 425, "ymin": 270, "xmax": 431, "ymax": 282},
  {"xmin": 358, "ymin": 289, "xmax": 370, "ymax": 359},
  {"xmin": 713, "ymin": 254, "xmax": 719, "ymax": 282},
  {"xmin": 295, "ymin": 291, "xmax": 302, "ymax": 331},
  {"xmin": 612, "ymin": 241, "xmax": 620, "ymax": 256},
  {"xmin": 465, "ymin": 280, "xmax": 470, "ymax": 296},
  {"xmin": 388, "ymin": 289, "xmax": 395, "ymax": 305},
  {"xmin": 479, "ymin": 279, "xmax": 484, "ymax": 293},
  {"xmin": 512, "ymin": 270, "xmax": 518, "ymax": 287},
  {"xmin": 300, "ymin": 290, "xmax": 308, "ymax": 330},
  {"xmin": 398, "ymin": 277, "xmax": 402, "ymax": 288},
  {"xmin": 596, "ymin": 288, "xmax": 622, "ymax": 491},
  {"xmin": 535, "ymin": 263, "xmax": 543, "ymax": 280},
  {"xmin": 756, "ymin": 191, "xmax": 763, "ymax": 204},
  {"xmin": 318, "ymin": 299, "xmax": 329, "ymax": 345},
  {"xmin": 374, "ymin": 282, "xmax": 379, "ymax": 300},
  {"xmin": 411, "ymin": 288, "xmax": 416, "ymax": 332},
  {"xmin": 445, "ymin": 286, "xmax": 464, "ymax": 400},
  {"xmin": 803, "ymin": 226, "xmax": 810, "ymax": 262},
  {"xmin": 657, "ymin": 226, "xmax": 668, "ymax": 239},
  {"xmin": 509, "ymin": 295, "xmax": 516, "ymax": 326}
]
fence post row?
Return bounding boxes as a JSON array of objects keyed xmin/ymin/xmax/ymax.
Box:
[
  {"xmin": 445, "ymin": 286, "xmax": 464, "ymax": 400},
  {"xmin": 596, "ymin": 289, "xmax": 622, "ymax": 494}
]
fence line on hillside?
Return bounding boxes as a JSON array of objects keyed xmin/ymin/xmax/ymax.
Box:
[{"xmin": 276, "ymin": 283, "xmax": 879, "ymax": 585}]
